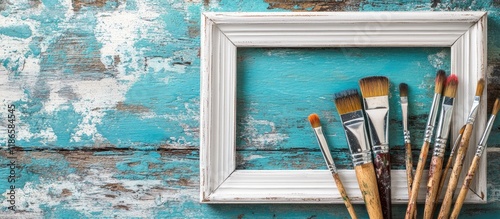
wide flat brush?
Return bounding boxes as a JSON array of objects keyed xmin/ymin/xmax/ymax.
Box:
[
  {"xmin": 359, "ymin": 76, "xmax": 391, "ymax": 219},
  {"xmin": 450, "ymin": 98, "xmax": 499, "ymax": 218},
  {"xmin": 437, "ymin": 125, "xmax": 466, "ymax": 199},
  {"xmin": 438, "ymin": 78, "xmax": 485, "ymax": 219},
  {"xmin": 423, "ymin": 74, "xmax": 458, "ymax": 219},
  {"xmin": 334, "ymin": 89, "xmax": 383, "ymax": 219},
  {"xmin": 399, "ymin": 83, "xmax": 413, "ymax": 201},
  {"xmin": 308, "ymin": 113, "xmax": 358, "ymax": 219},
  {"xmin": 405, "ymin": 70, "xmax": 447, "ymax": 219}
]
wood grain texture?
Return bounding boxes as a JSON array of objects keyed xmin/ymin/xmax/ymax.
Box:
[
  {"xmin": 0, "ymin": 0, "xmax": 500, "ymax": 217},
  {"xmin": 354, "ymin": 163, "xmax": 383, "ymax": 219}
]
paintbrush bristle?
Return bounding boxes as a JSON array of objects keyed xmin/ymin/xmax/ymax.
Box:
[
  {"xmin": 475, "ymin": 78, "xmax": 485, "ymax": 96},
  {"xmin": 308, "ymin": 113, "xmax": 321, "ymax": 128},
  {"xmin": 443, "ymin": 74, "xmax": 458, "ymax": 98},
  {"xmin": 435, "ymin": 70, "xmax": 447, "ymax": 94},
  {"xmin": 359, "ymin": 76, "xmax": 389, "ymax": 98},
  {"xmin": 493, "ymin": 98, "xmax": 500, "ymax": 116},
  {"xmin": 334, "ymin": 89, "xmax": 363, "ymax": 115},
  {"xmin": 399, "ymin": 83, "xmax": 408, "ymax": 97}
]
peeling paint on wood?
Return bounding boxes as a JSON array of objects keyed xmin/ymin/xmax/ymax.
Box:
[{"xmin": 2, "ymin": 0, "xmax": 500, "ymax": 218}]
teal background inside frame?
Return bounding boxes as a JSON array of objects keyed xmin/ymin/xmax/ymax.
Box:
[{"xmin": 236, "ymin": 47, "xmax": 450, "ymax": 170}]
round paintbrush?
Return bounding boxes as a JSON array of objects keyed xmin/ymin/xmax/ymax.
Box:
[
  {"xmin": 308, "ymin": 113, "xmax": 358, "ymax": 219},
  {"xmin": 450, "ymin": 98, "xmax": 499, "ymax": 218},
  {"xmin": 438, "ymin": 79, "xmax": 485, "ymax": 219},
  {"xmin": 405, "ymin": 70, "xmax": 446, "ymax": 219}
]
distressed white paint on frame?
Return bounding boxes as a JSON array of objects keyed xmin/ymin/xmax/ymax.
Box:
[{"xmin": 200, "ymin": 12, "xmax": 488, "ymax": 203}]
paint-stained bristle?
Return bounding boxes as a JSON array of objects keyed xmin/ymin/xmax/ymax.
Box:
[
  {"xmin": 443, "ymin": 74, "xmax": 458, "ymax": 98},
  {"xmin": 308, "ymin": 113, "xmax": 321, "ymax": 128},
  {"xmin": 399, "ymin": 83, "xmax": 408, "ymax": 97},
  {"xmin": 435, "ymin": 70, "xmax": 447, "ymax": 94},
  {"xmin": 359, "ymin": 76, "xmax": 389, "ymax": 98},
  {"xmin": 334, "ymin": 89, "xmax": 363, "ymax": 115},
  {"xmin": 493, "ymin": 98, "xmax": 500, "ymax": 116},
  {"xmin": 475, "ymin": 78, "xmax": 485, "ymax": 96}
]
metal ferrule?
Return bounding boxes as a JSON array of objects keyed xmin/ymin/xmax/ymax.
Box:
[
  {"xmin": 363, "ymin": 96, "xmax": 389, "ymax": 155},
  {"xmin": 466, "ymin": 96, "xmax": 481, "ymax": 124},
  {"xmin": 433, "ymin": 97, "xmax": 455, "ymax": 157},
  {"xmin": 424, "ymin": 93, "xmax": 442, "ymax": 143},
  {"xmin": 476, "ymin": 114, "xmax": 496, "ymax": 157},
  {"xmin": 340, "ymin": 110, "xmax": 372, "ymax": 166},
  {"xmin": 401, "ymin": 96, "xmax": 410, "ymax": 144},
  {"xmin": 313, "ymin": 127, "xmax": 337, "ymax": 174}
]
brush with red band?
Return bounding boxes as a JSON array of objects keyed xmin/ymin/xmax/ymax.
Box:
[
  {"xmin": 423, "ymin": 74, "xmax": 458, "ymax": 219},
  {"xmin": 438, "ymin": 78, "xmax": 486, "ymax": 219},
  {"xmin": 406, "ymin": 70, "xmax": 446, "ymax": 219}
]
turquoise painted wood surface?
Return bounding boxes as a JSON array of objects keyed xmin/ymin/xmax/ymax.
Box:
[{"xmin": 1, "ymin": 0, "xmax": 500, "ymax": 218}]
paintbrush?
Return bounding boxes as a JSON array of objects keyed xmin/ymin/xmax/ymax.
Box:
[
  {"xmin": 308, "ymin": 113, "xmax": 358, "ymax": 219},
  {"xmin": 450, "ymin": 97, "xmax": 499, "ymax": 218},
  {"xmin": 334, "ymin": 89, "xmax": 383, "ymax": 219},
  {"xmin": 436, "ymin": 125, "xmax": 466, "ymax": 200},
  {"xmin": 438, "ymin": 78, "xmax": 485, "ymax": 219},
  {"xmin": 405, "ymin": 70, "xmax": 447, "ymax": 219},
  {"xmin": 423, "ymin": 74, "xmax": 458, "ymax": 219},
  {"xmin": 399, "ymin": 83, "xmax": 413, "ymax": 201},
  {"xmin": 359, "ymin": 76, "xmax": 391, "ymax": 219}
]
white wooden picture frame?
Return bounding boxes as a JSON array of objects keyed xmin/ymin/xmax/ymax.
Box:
[{"xmin": 200, "ymin": 12, "xmax": 487, "ymax": 203}]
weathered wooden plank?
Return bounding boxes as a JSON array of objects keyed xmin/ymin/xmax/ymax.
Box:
[{"xmin": 0, "ymin": 149, "xmax": 499, "ymax": 217}]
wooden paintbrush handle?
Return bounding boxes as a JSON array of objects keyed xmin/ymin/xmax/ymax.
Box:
[
  {"xmin": 374, "ymin": 152, "xmax": 392, "ymax": 219},
  {"xmin": 450, "ymin": 155, "xmax": 481, "ymax": 219},
  {"xmin": 437, "ymin": 151, "xmax": 454, "ymax": 200},
  {"xmin": 333, "ymin": 173, "xmax": 358, "ymax": 219},
  {"xmin": 405, "ymin": 143, "xmax": 413, "ymax": 198},
  {"xmin": 405, "ymin": 141, "xmax": 431, "ymax": 219},
  {"xmin": 424, "ymin": 156, "xmax": 444, "ymax": 219},
  {"xmin": 438, "ymin": 124, "xmax": 474, "ymax": 219},
  {"xmin": 354, "ymin": 163, "xmax": 383, "ymax": 219}
]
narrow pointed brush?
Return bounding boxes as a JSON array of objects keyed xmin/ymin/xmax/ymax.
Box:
[
  {"xmin": 423, "ymin": 74, "xmax": 458, "ymax": 219},
  {"xmin": 308, "ymin": 113, "xmax": 358, "ymax": 219},
  {"xmin": 451, "ymin": 97, "xmax": 499, "ymax": 218},
  {"xmin": 438, "ymin": 78, "xmax": 485, "ymax": 219},
  {"xmin": 406, "ymin": 70, "xmax": 446, "ymax": 219},
  {"xmin": 437, "ymin": 125, "xmax": 466, "ymax": 199},
  {"xmin": 334, "ymin": 89, "xmax": 383, "ymax": 219},
  {"xmin": 359, "ymin": 76, "xmax": 392, "ymax": 219},
  {"xmin": 399, "ymin": 83, "xmax": 413, "ymax": 201}
]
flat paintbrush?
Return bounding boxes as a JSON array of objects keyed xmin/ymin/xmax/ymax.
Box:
[
  {"xmin": 399, "ymin": 83, "xmax": 413, "ymax": 201},
  {"xmin": 436, "ymin": 125, "xmax": 466, "ymax": 200},
  {"xmin": 405, "ymin": 70, "xmax": 446, "ymax": 219},
  {"xmin": 423, "ymin": 74, "xmax": 458, "ymax": 219},
  {"xmin": 308, "ymin": 113, "xmax": 358, "ymax": 219},
  {"xmin": 450, "ymin": 97, "xmax": 499, "ymax": 218},
  {"xmin": 438, "ymin": 78, "xmax": 485, "ymax": 219},
  {"xmin": 359, "ymin": 76, "xmax": 392, "ymax": 219},
  {"xmin": 334, "ymin": 89, "xmax": 383, "ymax": 219}
]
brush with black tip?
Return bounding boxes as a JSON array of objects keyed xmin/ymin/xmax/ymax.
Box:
[
  {"xmin": 450, "ymin": 97, "xmax": 499, "ymax": 218},
  {"xmin": 436, "ymin": 125, "xmax": 466, "ymax": 200},
  {"xmin": 308, "ymin": 113, "xmax": 358, "ymax": 219},
  {"xmin": 334, "ymin": 89, "xmax": 383, "ymax": 219},
  {"xmin": 438, "ymin": 78, "xmax": 485, "ymax": 219},
  {"xmin": 359, "ymin": 76, "xmax": 391, "ymax": 219},
  {"xmin": 405, "ymin": 70, "xmax": 447, "ymax": 219},
  {"xmin": 399, "ymin": 83, "xmax": 414, "ymax": 202},
  {"xmin": 424, "ymin": 74, "xmax": 459, "ymax": 219}
]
